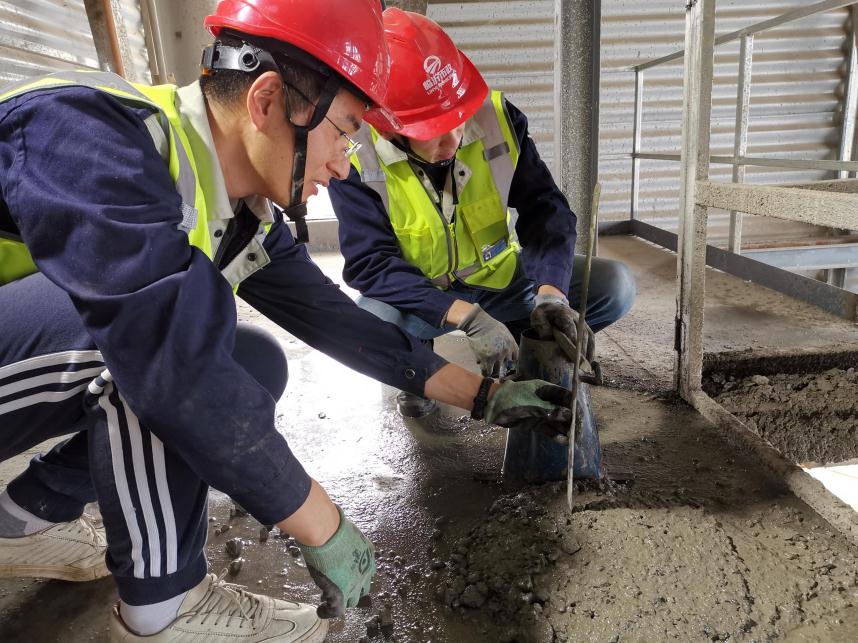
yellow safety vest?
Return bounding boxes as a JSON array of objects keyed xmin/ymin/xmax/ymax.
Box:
[
  {"xmin": 0, "ymin": 70, "xmax": 269, "ymax": 289},
  {"xmin": 351, "ymin": 91, "xmax": 521, "ymax": 291}
]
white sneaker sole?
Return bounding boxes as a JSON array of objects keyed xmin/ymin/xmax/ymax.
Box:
[
  {"xmin": 291, "ymin": 617, "xmax": 328, "ymax": 643},
  {"xmin": 0, "ymin": 560, "xmax": 110, "ymax": 582},
  {"xmin": 109, "ymin": 607, "xmax": 330, "ymax": 642}
]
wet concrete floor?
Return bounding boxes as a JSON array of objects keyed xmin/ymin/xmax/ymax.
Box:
[{"xmin": 1, "ymin": 237, "xmax": 857, "ymax": 641}]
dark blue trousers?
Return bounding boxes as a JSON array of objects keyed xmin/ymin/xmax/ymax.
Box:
[{"xmin": 0, "ymin": 272, "xmax": 287, "ymax": 604}]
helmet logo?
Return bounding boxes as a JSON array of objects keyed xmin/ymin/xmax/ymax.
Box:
[
  {"xmin": 423, "ymin": 55, "xmax": 442, "ymax": 75},
  {"xmin": 422, "ymin": 55, "xmax": 457, "ymax": 95}
]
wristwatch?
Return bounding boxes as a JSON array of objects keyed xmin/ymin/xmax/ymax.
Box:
[{"xmin": 470, "ymin": 376, "xmax": 494, "ymax": 420}]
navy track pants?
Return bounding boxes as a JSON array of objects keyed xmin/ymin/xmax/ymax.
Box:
[{"xmin": 0, "ymin": 272, "xmax": 287, "ymax": 604}]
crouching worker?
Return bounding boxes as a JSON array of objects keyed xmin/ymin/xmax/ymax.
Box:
[
  {"xmin": 330, "ymin": 9, "xmax": 636, "ymax": 417},
  {"xmin": 0, "ymin": 1, "xmax": 575, "ymax": 641}
]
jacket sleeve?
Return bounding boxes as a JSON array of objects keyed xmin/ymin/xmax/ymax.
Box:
[
  {"xmin": 329, "ymin": 166, "xmax": 458, "ymax": 328},
  {"xmin": 505, "ymin": 98, "xmax": 578, "ymax": 293},
  {"xmin": 0, "ymin": 87, "xmax": 310, "ymax": 525},
  {"xmin": 237, "ymin": 216, "xmax": 449, "ymax": 393}
]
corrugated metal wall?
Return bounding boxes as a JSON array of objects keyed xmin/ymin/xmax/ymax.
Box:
[
  {"xmin": 429, "ymin": 0, "xmax": 853, "ymax": 246},
  {"xmin": 601, "ymin": 0, "xmax": 852, "ymax": 244},
  {"xmin": 0, "ymin": 0, "xmax": 100, "ymax": 82},
  {"xmin": 427, "ymin": 1, "xmax": 556, "ymax": 165}
]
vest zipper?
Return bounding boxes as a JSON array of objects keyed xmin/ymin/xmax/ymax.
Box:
[{"xmin": 410, "ymin": 160, "xmax": 455, "ymax": 278}]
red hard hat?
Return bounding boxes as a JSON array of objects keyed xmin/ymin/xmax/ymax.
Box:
[
  {"xmin": 363, "ymin": 8, "xmax": 488, "ymax": 141},
  {"xmin": 205, "ymin": 0, "xmax": 399, "ymax": 129}
]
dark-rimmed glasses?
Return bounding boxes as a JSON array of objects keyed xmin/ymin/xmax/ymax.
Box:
[{"xmin": 284, "ymin": 81, "xmax": 362, "ymax": 158}]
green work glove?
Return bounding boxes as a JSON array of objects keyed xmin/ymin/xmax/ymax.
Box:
[
  {"xmin": 299, "ymin": 505, "xmax": 376, "ymax": 618},
  {"xmin": 457, "ymin": 303, "xmax": 519, "ymax": 377},
  {"xmin": 485, "ymin": 379, "xmax": 574, "ymax": 438},
  {"xmin": 531, "ymin": 293, "xmax": 596, "ymax": 364}
]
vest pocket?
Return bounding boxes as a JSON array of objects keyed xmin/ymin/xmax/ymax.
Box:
[
  {"xmin": 459, "ymin": 194, "xmax": 510, "ymax": 267},
  {"xmin": 394, "ymin": 225, "xmax": 448, "ymax": 279}
]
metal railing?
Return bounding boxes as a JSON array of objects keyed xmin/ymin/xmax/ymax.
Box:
[
  {"xmin": 661, "ymin": 0, "xmax": 858, "ymax": 546},
  {"xmin": 628, "ymin": 0, "xmax": 858, "ymax": 254},
  {"xmin": 609, "ymin": 0, "xmax": 858, "ymax": 322}
]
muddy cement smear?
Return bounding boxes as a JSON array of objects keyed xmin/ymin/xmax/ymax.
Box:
[{"xmin": 711, "ymin": 368, "xmax": 858, "ymax": 465}]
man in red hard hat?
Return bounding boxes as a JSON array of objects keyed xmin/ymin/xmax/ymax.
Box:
[
  {"xmin": 331, "ymin": 8, "xmax": 636, "ymax": 417},
  {"xmin": 0, "ymin": 2, "xmax": 576, "ymax": 640}
]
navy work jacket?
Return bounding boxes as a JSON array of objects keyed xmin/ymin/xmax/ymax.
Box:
[{"xmin": 0, "ymin": 86, "xmax": 447, "ymax": 524}]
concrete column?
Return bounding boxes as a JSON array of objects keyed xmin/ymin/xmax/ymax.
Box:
[
  {"xmin": 386, "ymin": 1, "xmax": 428, "ymax": 14},
  {"xmin": 554, "ymin": 0, "xmax": 601, "ymax": 255}
]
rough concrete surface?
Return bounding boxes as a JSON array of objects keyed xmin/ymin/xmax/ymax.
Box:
[
  {"xmin": 431, "ymin": 388, "xmax": 858, "ymax": 642},
  {"xmin": 712, "ymin": 368, "xmax": 858, "ymax": 466},
  {"xmin": 2, "ymin": 243, "xmax": 858, "ymax": 642}
]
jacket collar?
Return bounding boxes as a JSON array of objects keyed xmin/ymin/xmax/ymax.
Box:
[{"xmin": 175, "ymin": 81, "xmax": 273, "ymax": 223}]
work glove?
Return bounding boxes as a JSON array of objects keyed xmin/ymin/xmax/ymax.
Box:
[
  {"xmin": 531, "ymin": 293, "xmax": 596, "ymax": 364},
  {"xmin": 485, "ymin": 379, "xmax": 574, "ymax": 438},
  {"xmin": 299, "ymin": 505, "xmax": 376, "ymax": 618},
  {"xmin": 457, "ymin": 303, "xmax": 519, "ymax": 377}
]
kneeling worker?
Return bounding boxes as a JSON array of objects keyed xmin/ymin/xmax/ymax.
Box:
[
  {"xmin": 0, "ymin": 1, "xmax": 575, "ymax": 641},
  {"xmin": 330, "ymin": 8, "xmax": 636, "ymax": 417}
]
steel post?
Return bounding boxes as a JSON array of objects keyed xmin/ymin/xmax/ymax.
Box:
[
  {"xmin": 630, "ymin": 70, "xmax": 643, "ymax": 220},
  {"xmin": 139, "ymin": 0, "xmax": 168, "ymax": 84},
  {"xmin": 729, "ymin": 34, "xmax": 754, "ymax": 254},
  {"xmin": 824, "ymin": 6, "xmax": 858, "ymax": 286},
  {"xmin": 676, "ymin": 0, "xmax": 716, "ymax": 399},
  {"xmin": 555, "ymin": 0, "xmax": 601, "ymax": 255}
]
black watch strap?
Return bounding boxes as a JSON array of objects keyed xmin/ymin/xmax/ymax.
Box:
[{"xmin": 470, "ymin": 377, "xmax": 494, "ymax": 420}]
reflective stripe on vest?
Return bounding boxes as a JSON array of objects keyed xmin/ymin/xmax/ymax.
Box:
[
  {"xmin": 350, "ymin": 90, "xmax": 520, "ymax": 291},
  {"xmin": 0, "ymin": 70, "xmax": 269, "ymax": 290},
  {"xmin": 0, "ymin": 71, "xmax": 203, "ymax": 286}
]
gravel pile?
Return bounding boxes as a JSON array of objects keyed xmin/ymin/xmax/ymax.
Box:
[{"xmin": 713, "ymin": 367, "xmax": 858, "ymax": 464}]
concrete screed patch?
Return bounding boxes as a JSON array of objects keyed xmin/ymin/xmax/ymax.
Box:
[{"xmin": 425, "ymin": 387, "xmax": 858, "ymax": 643}]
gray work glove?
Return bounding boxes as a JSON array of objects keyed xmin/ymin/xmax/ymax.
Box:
[
  {"xmin": 299, "ymin": 505, "xmax": 376, "ymax": 618},
  {"xmin": 457, "ymin": 303, "xmax": 519, "ymax": 377},
  {"xmin": 485, "ymin": 379, "xmax": 574, "ymax": 438},
  {"xmin": 531, "ymin": 293, "xmax": 596, "ymax": 364}
]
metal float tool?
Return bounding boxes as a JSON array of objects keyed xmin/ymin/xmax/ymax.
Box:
[{"xmin": 567, "ymin": 183, "xmax": 601, "ymax": 507}]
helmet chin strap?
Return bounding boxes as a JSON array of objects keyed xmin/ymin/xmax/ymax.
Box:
[
  {"xmin": 202, "ymin": 40, "xmax": 342, "ymax": 244},
  {"xmin": 280, "ymin": 71, "xmax": 342, "ymax": 244},
  {"xmin": 281, "ymin": 126, "xmax": 310, "ymax": 243}
]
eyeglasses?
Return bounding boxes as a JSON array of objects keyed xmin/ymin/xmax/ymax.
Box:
[{"xmin": 284, "ymin": 82, "xmax": 361, "ymax": 158}]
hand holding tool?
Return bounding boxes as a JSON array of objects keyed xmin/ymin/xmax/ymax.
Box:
[
  {"xmin": 485, "ymin": 379, "xmax": 574, "ymax": 438},
  {"xmin": 457, "ymin": 303, "xmax": 519, "ymax": 377}
]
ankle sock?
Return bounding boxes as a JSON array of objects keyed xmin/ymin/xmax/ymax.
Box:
[
  {"xmin": 120, "ymin": 591, "xmax": 189, "ymax": 636},
  {"xmin": 0, "ymin": 490, "xmax": 55, "ymax": 537}
]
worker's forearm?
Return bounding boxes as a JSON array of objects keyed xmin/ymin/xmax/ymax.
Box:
[
  {"xmin": 277, "ymin": 479, "xmax": 340, "ymax": 546},
  {"xmin": 443, "ymin": 299, "xmax": 476, "ymax": 327},
  {"xmin": 424, "ymin": 363, "xmax": 501, "ymax": 410}
]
